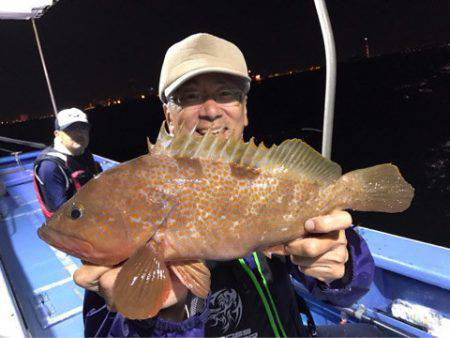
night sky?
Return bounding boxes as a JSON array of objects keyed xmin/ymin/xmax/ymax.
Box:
[{"xmin": 0, "ymin": 0, "xmax": 449, "ymax": 118}]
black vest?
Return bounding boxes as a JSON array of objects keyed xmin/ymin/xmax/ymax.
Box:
[{"xmin": 205, "ymin": 254, "xmax": 310, "ymax": 337}]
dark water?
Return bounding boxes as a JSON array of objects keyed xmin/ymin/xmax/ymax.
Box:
[{"xmin": 1, "ymin": 47, "xmax": 449, "ymax": 247}]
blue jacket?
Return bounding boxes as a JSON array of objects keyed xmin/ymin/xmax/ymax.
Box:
[{"xmin": 84, "ymin": 228, "xmax": 374, "ymax": 337}]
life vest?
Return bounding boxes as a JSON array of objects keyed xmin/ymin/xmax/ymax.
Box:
[{"xmin": 33, "ymin": 146, "xmax": 101, "ymax": 219}]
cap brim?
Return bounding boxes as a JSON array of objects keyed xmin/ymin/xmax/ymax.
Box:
[
  {"xmin": 59, "ymin": 121, "xmax": 90, "ymax": 131},
  {"xmin": 163, "ymin": 67, "xmax": 251, "ymax": 102}
]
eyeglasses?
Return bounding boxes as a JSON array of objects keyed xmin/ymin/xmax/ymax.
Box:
[{"xmin": 170, "ymin": 88, "xmax": 245, "ymax": 107}]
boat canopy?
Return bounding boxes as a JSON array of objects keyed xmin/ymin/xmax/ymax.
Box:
[{"xmin": 0, "ymin": 0, "xmax": 56, "ymax": 20}]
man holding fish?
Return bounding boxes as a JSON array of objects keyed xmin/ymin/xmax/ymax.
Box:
[{"xmin": 41, "ymin": 34, "xmax": 413, "ymax": 337}]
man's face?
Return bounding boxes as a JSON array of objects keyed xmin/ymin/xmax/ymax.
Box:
[
  {"xmin": 164, "ymin": 73, "xmax": 248, "ymax": 139},
  {"xmin": 55, "ymin": 123, "xmax": 90, "ymax": 155}
]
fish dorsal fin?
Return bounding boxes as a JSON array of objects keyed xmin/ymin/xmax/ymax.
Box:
[
  {"xmin": 148, "ymin": 122, "xmax": 173, "ymax": 155},
  {"xmin": 153, "ymin": 122, "xmax": 342, "ymax": 185},
  {"xmin": 147, "ymin": 137, "xmax": 152, "ymax": 153}
]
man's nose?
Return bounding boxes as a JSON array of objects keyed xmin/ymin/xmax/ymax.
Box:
[{"xmin": 199, "ymin": 98, "xmax": 223, "ymax": 121}]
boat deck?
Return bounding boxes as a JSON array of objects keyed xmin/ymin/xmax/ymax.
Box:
[{"xmin": 0, "ymin": 151, "xmax": 117, "ymax": 337}]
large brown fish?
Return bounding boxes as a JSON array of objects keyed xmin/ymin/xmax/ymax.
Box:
[{"xmin": 38, "ymin": 124, "xmax": 414, "ymax": 319}]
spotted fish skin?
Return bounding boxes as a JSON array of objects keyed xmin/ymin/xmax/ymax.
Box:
[{"xmin": 135, "ymin": 154, "xmax": 323, "ymax": 261}]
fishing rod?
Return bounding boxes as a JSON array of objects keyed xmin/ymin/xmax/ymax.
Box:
[
  {"xmin": 32, "ymin": 17, "xmax": 58, "ymax": 116},
  {"xmin": 0, "ymin": 136, "xmax": 46, "ymax": 149},
  {"xmin": 313, "ymin": 0, "xmax": 337, "ymax": 160},
  {"xmin": 340, "ymin": 306, "xmax": 413, "ymax": 337},
  {"xmin": 0, "ymin": 147, "xmax": 16, "ymax": 154}
]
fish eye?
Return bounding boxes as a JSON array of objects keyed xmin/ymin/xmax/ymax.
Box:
[{"xmin": 70, "ymin": 207, "xmax": 82, "ymax": 220}]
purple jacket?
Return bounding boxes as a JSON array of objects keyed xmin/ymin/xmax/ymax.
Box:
[{"xmin": 84, "ymin": 228, "xmax": 374, "ymax": 337}]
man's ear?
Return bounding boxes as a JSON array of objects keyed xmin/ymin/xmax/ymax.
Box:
[
  {"xmin": 243, "ymin": 96, "xmax": 249, "ymax": 127},
  {"xmin": 54, "ymin": 130, "xmax": 60, "ymax": 138},
  {"xmin": 163, "ymin": 104, "xmax": 175, "ymax": 135}
]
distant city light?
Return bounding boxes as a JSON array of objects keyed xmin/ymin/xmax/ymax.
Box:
[
  {"xmin": 140, "ymin": 94, "xmax": 146, "ymax": 99},
  {"xmin": 363, "ymin": 37, "xmax": 371, "ymax": 58}
]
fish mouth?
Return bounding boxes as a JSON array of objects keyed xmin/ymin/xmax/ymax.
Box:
[{"xmin": 38, "ymin": 224, "xmax": 94, "ymax": 260}]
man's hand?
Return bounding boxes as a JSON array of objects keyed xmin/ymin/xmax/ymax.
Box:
[
  {"xmin": 266, "ymin": 210, "xmax": 352, "ymax": 284},
  {"xmin": 289, "ymin": 210, "xmax": 352, "ymax": 284},
  {"xmin": 74, "ymin": 263, "xmax": 189, "ymax": 321}
]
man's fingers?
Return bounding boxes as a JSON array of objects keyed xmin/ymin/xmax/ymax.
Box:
[
  {"xmin": 73, "ymin": 264, "xmax": 113, "ymax": 291},
  {"xmin": 305, "ymin": 210, "xmax": 352, "ymax": 234},
  {"xmin": 161, "ymin": 274, "xmax": 189, "ymax": 309},
  {"xmin": 285, "ymin": 230, "xmax": 347, "ymax": 257},
  {"xmin": 98, "ymin": 267, "xmax": 121, "ymax": 293},
  {"xmin": 267, "ymin": 210, "xmax": 351, "ymax": 258},
  {"xmin": 290, "ymin": 244, "xmax": 349, "ymax": 267},
  {"xmin": 299, "ymin": 263, "xmax": 346, "ymax": 284},
  {"xmin": 98, "ymin": 267, "xmax": 122, "ymax": 311},
  {"xmin": 263, "ymin": 245, "xmax": 290, "ymax": 257}
]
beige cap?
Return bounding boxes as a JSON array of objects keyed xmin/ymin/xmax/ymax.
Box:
[{"xmin": 159, "ymin": 33, "xmax": 251, "ymax": 102}]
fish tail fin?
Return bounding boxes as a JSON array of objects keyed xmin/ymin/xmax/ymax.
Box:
[
  {"xmin": 113, "ymin": 242, "xmax": 172, "ymax": 319},
  {"xmin": 334, "ymin": 164, "xmax": 414, "ymax": 213},
  {"xmin": 170, "ymin": 261, "xmax": 211, "ymax": 298}
]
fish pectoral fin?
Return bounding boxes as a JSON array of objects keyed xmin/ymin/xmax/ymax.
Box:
[
  {"xmin": 170, "ymin": 261, "xmax": 211, "ymax": 299},
  {"xmin": 113, "ymin": 242, "xmax": 172, "ymax": 320}
]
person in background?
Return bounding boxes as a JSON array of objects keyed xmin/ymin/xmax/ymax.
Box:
[
  {"xmin": 33, "ymin": 107, "xmax": 105, "ymax": 328},
  {"xmin": 33, "ymin": 108, "xmax": 101, "ymax": 216},
  {"xmin": 76, "ymin": 34, "xmax": 376, "ymax": 337}
]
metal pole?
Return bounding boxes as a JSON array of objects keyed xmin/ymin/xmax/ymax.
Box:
[
  {"xmin": 31, "ymin": 18, "xmax": 58, "ymax": 116},
  {"xmin": 313, "ymin": 0, "xmax": 337, "ymax": 159}
]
